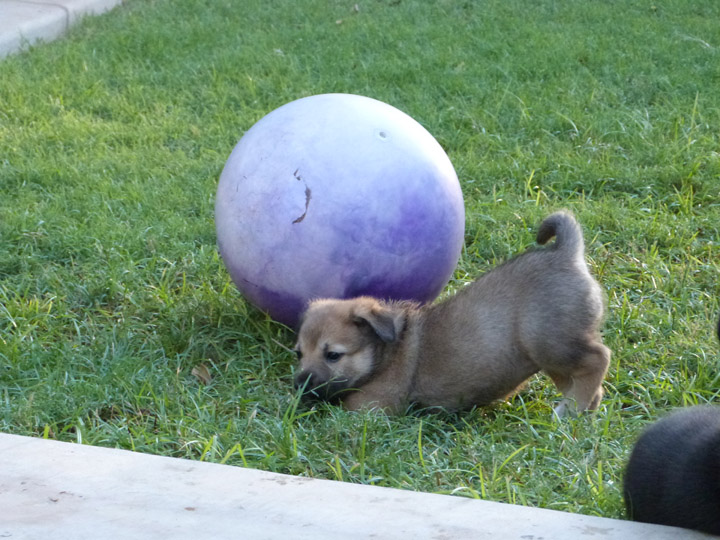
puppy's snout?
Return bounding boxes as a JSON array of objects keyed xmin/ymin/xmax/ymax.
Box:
[
  {"xmin": 294, "ymin": 370, "xmax": 321, "ymax": 392},
  {"xmin": 293, "ymin": 368, "xmax": 350, "ymax": 404}
]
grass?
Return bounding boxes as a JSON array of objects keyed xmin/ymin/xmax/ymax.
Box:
[{"xmin": 1, "ymin": 0, "xmax": 720, "ymax": 520}]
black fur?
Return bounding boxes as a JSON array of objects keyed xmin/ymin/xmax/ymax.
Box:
[{"xmin": 624, "ymin": 406, "xmax": 720, "ymax": 535}]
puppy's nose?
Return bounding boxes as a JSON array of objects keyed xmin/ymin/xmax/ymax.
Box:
[{"xmin": 294, "ymin": 370, "xmax": 317, "ymax": 391}]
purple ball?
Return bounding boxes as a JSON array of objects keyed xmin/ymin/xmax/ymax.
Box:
[{"xmin": 215, "ymin": 94, "xmax": 465, "ymax": 327}]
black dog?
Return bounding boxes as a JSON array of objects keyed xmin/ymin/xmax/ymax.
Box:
[
  {"xmin": 624, "ymin": 315, "xmax": 720, "ymax": 535},
  {"xmin": 624, "ymin": 406, "xmax": 720, "ymax": 534}
]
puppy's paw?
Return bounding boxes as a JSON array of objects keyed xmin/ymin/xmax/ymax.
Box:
[
  {"xmin": 343, "ymin": 391, "xmax": 404, "ymax": 414},
  {"xmin": 553, "ymin": 399, "xmax": 578, "ymax": 420}
]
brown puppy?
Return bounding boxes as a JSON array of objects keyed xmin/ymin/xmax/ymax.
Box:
[{"xmin": 293, "ymin": 211, "xmax": 611, "ymax": 417}]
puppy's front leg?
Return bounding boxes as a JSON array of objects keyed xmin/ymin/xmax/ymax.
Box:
[{"xmin": 343, "ymin": 390, "xmax": 405, "ymax": 414}]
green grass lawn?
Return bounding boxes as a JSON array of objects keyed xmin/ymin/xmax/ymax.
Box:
[{"xmin": 1, "ymin": 0, "xmax": 719, "ymax": 519}]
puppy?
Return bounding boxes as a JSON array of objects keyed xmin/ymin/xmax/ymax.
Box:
[
  {"xmin": 623, "ymin": 406, "xmax": 720, "ymax": 535},
  {"xmin": 623, "ymin": 320, "xmax": 720, "ymax": 534},
  {"xmin": 293, "ymin": 210, "xmax": 611, "ymax": 417}
]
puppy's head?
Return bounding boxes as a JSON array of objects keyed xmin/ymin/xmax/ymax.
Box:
[{"xmin": 293, "ymin": 297, "xmax": 405, "ymax": 403}]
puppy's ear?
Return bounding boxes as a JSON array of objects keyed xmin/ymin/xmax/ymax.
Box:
[{"xmin": 352, "ymin": 301, "xmax": 405, "ymax": 343}]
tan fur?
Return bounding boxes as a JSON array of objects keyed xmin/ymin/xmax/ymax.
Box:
[{"xmin": 293, "ymin": 210, "xmax": 611, "ymax": 417}]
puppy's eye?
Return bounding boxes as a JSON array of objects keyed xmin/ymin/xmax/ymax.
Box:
[
  {"xmin": 295, "ymin": 349, "xmax": 303, "ymax": 360},
  {"xmin": 325, "ymin": 351, "xmax": 344, "ymax": 363}
]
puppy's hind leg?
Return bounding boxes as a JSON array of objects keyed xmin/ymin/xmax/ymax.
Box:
[
  {"xmin": 548, "ymin": 341, "xmax": 611, "ymax": 418},
  {"xmin": 547, "ymin": 372, "xmax": 574, "ymax": 419}
]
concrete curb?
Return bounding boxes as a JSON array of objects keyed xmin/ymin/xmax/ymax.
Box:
[
  {"xmin": 1, "ymin": 433, "xmax": 710, "ymax": 539},
  {"xmin": 0, "ymin": 0, "xmax": 122, "ymax": 58}
]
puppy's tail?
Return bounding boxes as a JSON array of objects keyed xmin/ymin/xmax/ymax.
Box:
[{"xmin": 536, "ymin": 210, "xmax": 584, "ymax": 257}]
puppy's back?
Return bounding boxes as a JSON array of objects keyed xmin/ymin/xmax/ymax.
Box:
[{"xmin": 624, "ymin": 406, "xmax": 720, "ymax": 535}]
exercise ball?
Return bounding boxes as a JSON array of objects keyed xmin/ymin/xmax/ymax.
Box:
[{"xmin": 215, "ymin": 93, "xmax": 465, "ymax": 327}]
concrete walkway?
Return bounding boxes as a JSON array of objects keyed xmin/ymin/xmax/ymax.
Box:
[
  {"xmin": 0, "ymin": 433, "xmax": 710, "ymax": 539},
  {"xmin": 0, "ymin": 0, "xmax": 122, "ymax": 57}
]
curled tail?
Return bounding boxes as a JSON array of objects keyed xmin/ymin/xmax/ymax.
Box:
[{"xmin": 536, "ymin": 210, "xmax": 585, "ymax": 256}]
